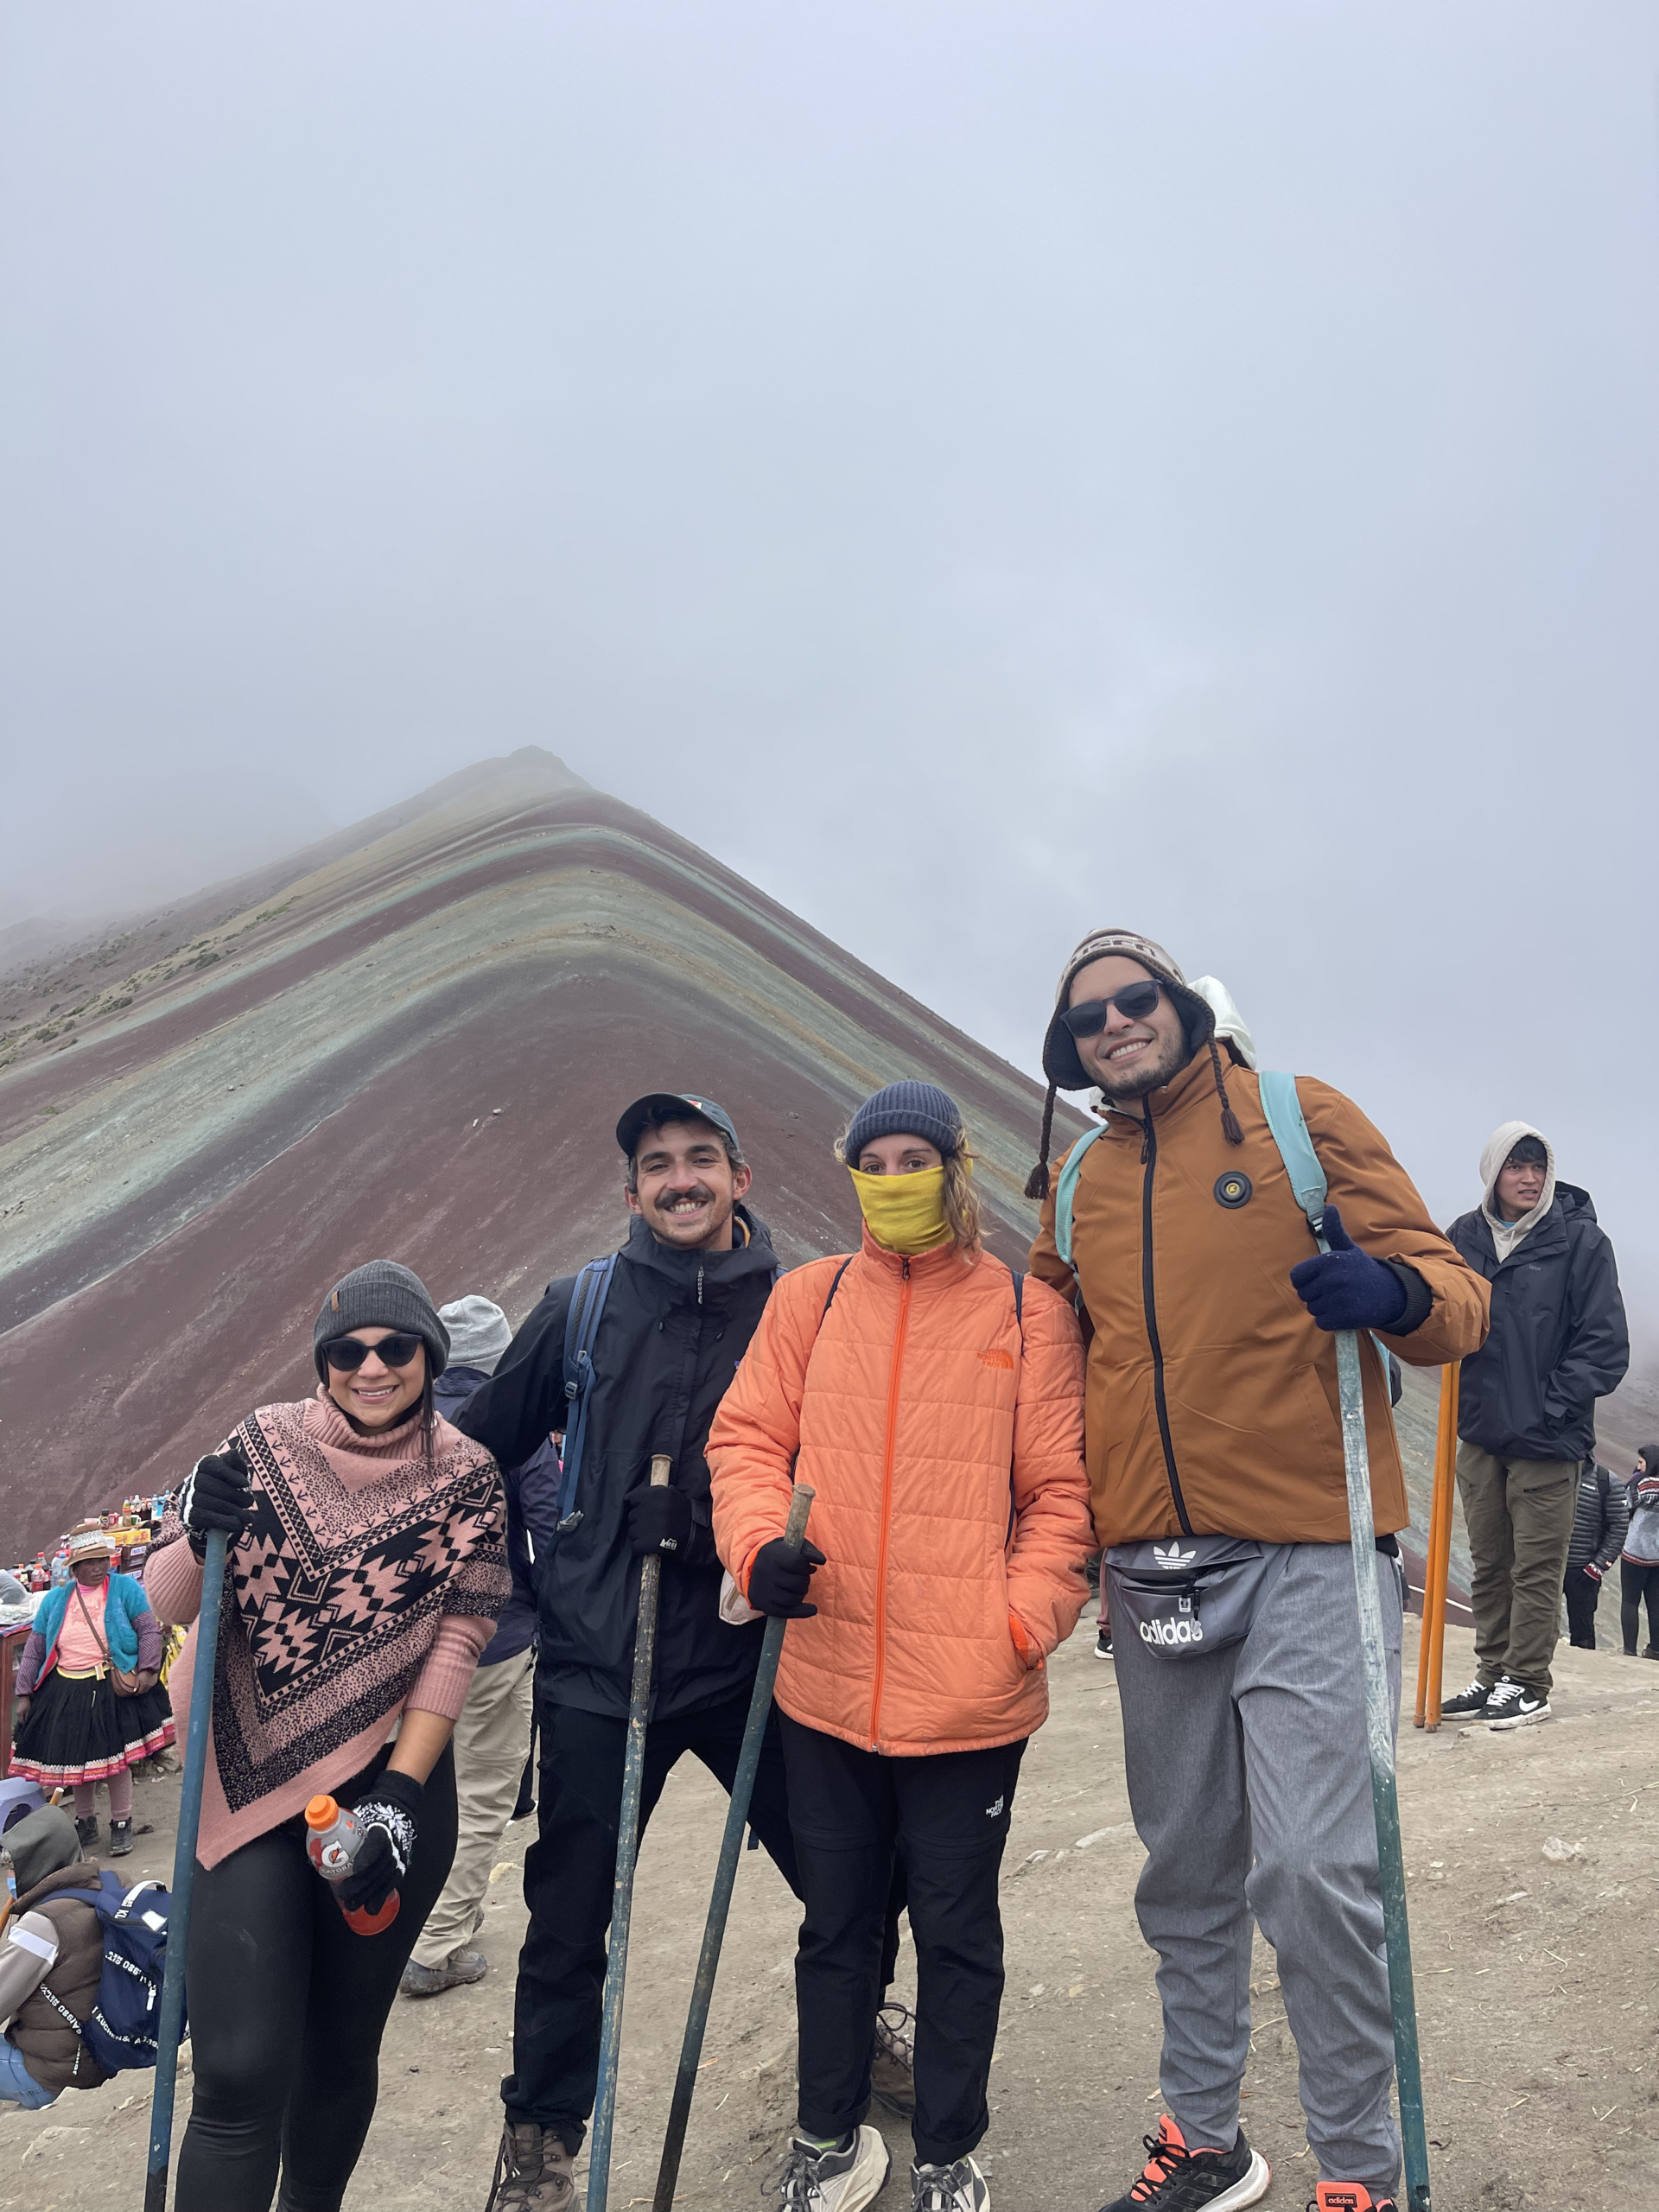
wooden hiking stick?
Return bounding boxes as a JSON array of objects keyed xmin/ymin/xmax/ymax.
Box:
[
  {"xmin": 652, "ymin": 1482, "xmax": 815, "ymax": 2212},
  {"xmin": 587, "ymin": 1455, "xmax": 672, "ymax": 2212},
  {"xmin": 144, "ymin": 1525, "xmax": 229, "ymax": 2212},
  {"xmin": 1414, "ymin": 1365, "xmax": 1459, "ymax": 1732}
]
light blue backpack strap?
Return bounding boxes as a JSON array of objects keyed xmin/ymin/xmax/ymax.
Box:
[
  {"xmin": 1260, "ymin": 1071, "xmax": 1398, "ymax": 1402},
  {"xmin": 1257, "ymin": 1070, "xmax": 1326, "ymax": 1234},
  {"xmin": 1052, "ymin": 1122, "xmax": 1111, "ymax": 1268}
]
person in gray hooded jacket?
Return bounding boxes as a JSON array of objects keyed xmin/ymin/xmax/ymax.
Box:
[{"xmin": 1444, "ymin": 1123, "xmax": 1629, "ymax": 1726}]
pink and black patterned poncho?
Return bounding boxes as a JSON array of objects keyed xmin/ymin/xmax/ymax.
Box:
[{"xmin": 146, "ymin": 1389, "xmax": 511, "ymax": 1867}]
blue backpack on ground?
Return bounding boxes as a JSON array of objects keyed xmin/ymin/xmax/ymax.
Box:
[{"xmin": 35, "ymin": 1873, "xmax": 175, "ymax": 2074}]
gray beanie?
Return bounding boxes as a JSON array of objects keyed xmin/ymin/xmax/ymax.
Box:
[
  {"xmin": 842, "ymin": 1081, "xmax": 965, "ymax": 1166},
  {"xmin": 439, "ymin": 1295, "xmax": 512, "ymax": 1375},
  {"xmin": 314, "ymin": 1261, "xmax": 449, "ymax": 1381}
]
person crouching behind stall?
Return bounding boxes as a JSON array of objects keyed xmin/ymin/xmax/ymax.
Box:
[
  {"xmin": 709, "ymin": 1082, "xmax": 1094, "ymax": 2212},
  {"xmin": 144, "ymin": 1261, "xmax": 511, "ymax": 2212},
  {"xmin": 9, "ymin": 1522, "xmax": 173, "ymax": 1855}
]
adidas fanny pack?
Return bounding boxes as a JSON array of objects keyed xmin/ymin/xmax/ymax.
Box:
[{"xmin": 1106, "ymin": 1535, "xmax": 1291, "ymax": 1656}]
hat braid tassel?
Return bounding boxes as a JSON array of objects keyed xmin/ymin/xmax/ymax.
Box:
[
  {"xmin": 1025, "ymin": 1084, "xmax": 1057, "ymax": 1200},
  {"xmin": 1208, "ymin": 1040, "xmax": 1245, "ymax": 1147}
]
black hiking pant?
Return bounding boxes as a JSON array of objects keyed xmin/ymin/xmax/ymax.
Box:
[
  {"xmin": 176, "ymin": 1746, "xmax": 457, "ymax": 2212},
  {"xmin": 781, "ymin": 1713, "xmax": 1026, "ymax": 2169},
  {"xmin": 505, "ymin": 1689, "xmax": 803, "ymax": 2150},
  {"xmin": 1620, "ymin": 1559, "xmax": 1659, "ymax": 1655},
  {"xmin": 1563, "ymin": 1563, "xmax": 1604, "ymax": 1649}
]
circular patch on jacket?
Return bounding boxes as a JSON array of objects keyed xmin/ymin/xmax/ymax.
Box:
[{"xmin": 1214, "ymin": 1172, "xmax": 1253, "ymax": 1209}]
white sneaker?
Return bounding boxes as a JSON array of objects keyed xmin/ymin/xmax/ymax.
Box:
[
  {"xmin": 912, "ymin": 2153, "xmax": 991, "ymax": 2209},
  {"xmin": 776, "ymin": 2126, "xmax": 892, "ymax": 2210},
  {"xmin": 1485, "ymin": 1678, "xmax": 1550, "ymax": 1729}
]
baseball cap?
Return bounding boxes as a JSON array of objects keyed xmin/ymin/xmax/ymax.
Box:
[{"xmin": 615, "ymin": 1092, "xmax": 742, "ymax": 1158}]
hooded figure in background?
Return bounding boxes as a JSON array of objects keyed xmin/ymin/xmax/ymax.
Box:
[{"xmin": 1442, "ymin": 1124, "xmax": 1630, "ymax": 1728}]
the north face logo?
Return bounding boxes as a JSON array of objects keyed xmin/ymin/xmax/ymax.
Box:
[
  {"xmin": 1153, "ymin": 1541, "xmax": 1196, "ymax": 1571},
  {"xmin": 984, "ymin": 1795, "xmax": 1005, "ymax": 1818}
]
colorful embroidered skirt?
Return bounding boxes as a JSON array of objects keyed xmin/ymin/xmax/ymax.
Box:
[{"xmin": 9, "ymin": 1667, "xmax": 175, "ymax": 1787}]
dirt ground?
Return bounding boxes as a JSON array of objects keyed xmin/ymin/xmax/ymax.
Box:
[{"xmin": 4, "ymin": 1606, "xmax": 1657, "ymax": 2212}]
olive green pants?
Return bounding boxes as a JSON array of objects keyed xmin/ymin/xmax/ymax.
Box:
[{"xmin": 1455, "ymin": 1445, "xmax": 1578, "ymax": 1695}]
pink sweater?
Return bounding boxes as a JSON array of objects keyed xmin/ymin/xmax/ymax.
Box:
[{"xmin": 147, "ymin": 1389, "xmax": 508, "ymax": 1867}]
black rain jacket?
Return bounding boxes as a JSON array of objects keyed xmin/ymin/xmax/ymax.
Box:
[
  {"xmin": 435, "ymin": 1363, "xmax": 561, "ymax": 1668},
  {"xmin": 454, "ymin": 1209, "xmax": 778, "ymax": 1721},
  {"xmin": 1447, "ymin": 1183, "xmax": 1629, "ymax": 1463}
]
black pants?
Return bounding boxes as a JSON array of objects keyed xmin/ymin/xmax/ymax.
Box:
[
  {"xmin": 1620, "ymin": 1559, "xmax": 1659, "ymax": 1655},
  {"xmin": 176, "ymin": 1746, "xmax": 458, "ymax": 2212},
  {"xmin": 781, "ymin": 1713, "xmax": 1026, "ymax": 2170},
  {"xmin": 505, "ymin": 1690, "xmax": 802, "ymax": 2149},
  {"xmin": 1563, "ymin": 1563, "xmax": 1603, "ymax": 1649}
]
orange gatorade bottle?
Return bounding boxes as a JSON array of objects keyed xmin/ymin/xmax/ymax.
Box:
[{"xmin": 303, "ymin": 1795, "xmax": 401, "ymax": 1936}]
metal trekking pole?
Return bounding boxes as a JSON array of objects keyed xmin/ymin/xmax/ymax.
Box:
[
  {"xmin": 587, "ymin": 1455, "xmax": 672, "ymax": 2212},
  {"xmin": 652, "ymin": 1483, "xmax": 815, "ymax": 2212},
  {"xmin": 145, "ymin": 1524, "xmax": 230, "ymax": 2212},
  {"xmin": 1331, "ymin": 1316, "xmax": 1433, "ymax": 2212}
]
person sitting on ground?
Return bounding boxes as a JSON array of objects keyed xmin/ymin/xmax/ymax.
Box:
[
  {"xmin": 1444, "ymin": 1125, "xmax": 1630, "ymax": 1726},
  {"xmin": 400, "ymin": 1294, "xmax": 559, "ymax": 1999},
  {"xmin": 0, "ymin": 1803, "xmax": 107, "ymax": 2109},
  {"xmin": 144, "ymin": 1261, "xmax": 511, "ymax": 2212},
  {"xmin": 710, "ymin": 1080, "xmax": 1094, "ymax": 2212},
  {"xmin": 1562, "ymin": 1454, "xmax": 1629, "ymax": 1651},
  {"xmin": 1619, "ymin": 1459, "xmax": 1659, "ymax": 1659},
  {"xmin": 1023, "ymin": 928, "xmax": 1490, "ymax": 2212},
  {"xmin": 10, "ymin": 1522, "xmax": 172, "ymax": 1856}
]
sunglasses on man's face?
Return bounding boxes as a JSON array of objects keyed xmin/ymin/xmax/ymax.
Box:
[
  {"xmin": 1061, "ymin": 980, "xmax": 1164, "ymax": 1039},
  {"xmin": 323, "ymin": 1332, "xmax": 424, "ymax": 1374}
]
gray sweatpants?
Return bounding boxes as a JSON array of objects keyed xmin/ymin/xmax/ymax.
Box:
[{"xmin": 1111, "ymin": 1541, "xmax": 1404, "ymax": 2196}]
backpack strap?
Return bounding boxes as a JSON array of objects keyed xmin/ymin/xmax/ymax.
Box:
[
  {"xmin": 1011, "ymin": 1270, "xmax": 1025, "ymax": 1329},
  {"xmin": 821, "ymin": 1258, "xmax": 853, "ymax": 1320},
  {"xmin": 1257, "ymin": 1069, "xmax": 1327, "ymax": 1234},
  {"xmin": 555, "ymin": 1254, "xmax": 620, "ymax": 1535},
  {"xmin": 1259, "ymin": 1070, "xmax": 1401, "ymax": 1410},
  {"xmin": 1052, "ymin": 1124, "xmax": 1110, "ymax": 1267}
]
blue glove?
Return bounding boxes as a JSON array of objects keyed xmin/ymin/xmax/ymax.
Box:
[{"xmin": 1288, "ymin": 1206, "xmax": 1408, "ymax": 1333}]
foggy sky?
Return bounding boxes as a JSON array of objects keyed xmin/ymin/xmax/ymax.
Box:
[{"xmin": 3, "ymin": 4, "xmax": 1656, "ymax": 1342}]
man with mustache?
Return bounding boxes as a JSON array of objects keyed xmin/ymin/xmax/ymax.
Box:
[
  {"xmin": 1024, "ymin": 931, "xmax": 1489, "ymax": 2212},
  {"xmin": 455, "ymin": 1094, "xmax": 798, "ymax": 2211}
]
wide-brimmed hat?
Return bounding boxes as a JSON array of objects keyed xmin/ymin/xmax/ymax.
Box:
[{"xmin": 66, "ymin": 1522, "xmax": 115, "ymax": 1566}]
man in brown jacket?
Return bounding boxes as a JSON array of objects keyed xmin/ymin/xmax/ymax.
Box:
[{"xmin": 1026, "ymin": 928, "xmax": 1489, "ymax": 2212}]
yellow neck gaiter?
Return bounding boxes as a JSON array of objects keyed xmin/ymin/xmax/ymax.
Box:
[{"xmin": 848, "ymin": 1164, "xmax": 954, "ymax": 1255}]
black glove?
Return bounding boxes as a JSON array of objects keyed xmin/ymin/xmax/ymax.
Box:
[
  {"xmin": 339, "ymin": 1768, "xmax": 423, "ymax": 1916},
  {"xmin": 180, "ymin": 1439, "xmax": 255, "ymax": 1554},
  {"xmin": 1287, "ymin": 1206, "xmax": 1409, "ymax": 1334},
  {"xmin": 625, "ymin": 1480, "xmax": 694, "ymax": 1560},
  {"xmin": 747, "ymin": 1537, "xmax": 827, "ymax": 1619}
]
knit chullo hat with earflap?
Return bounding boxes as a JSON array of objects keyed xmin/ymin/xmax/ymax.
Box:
[
  {"xmin": 313, "ymin": 1260, "xmax": 450, "ymax": 1382},
  {"xmin": 1027, "ymin": 927, "xmax": 1245, "ymax": 1200}
]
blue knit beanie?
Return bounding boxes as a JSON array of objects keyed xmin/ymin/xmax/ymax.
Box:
[{"xmin": 842, "ymin": 1081, "xmax": 965, "ymax": 1166}]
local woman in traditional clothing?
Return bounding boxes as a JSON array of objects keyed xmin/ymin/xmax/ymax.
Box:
[
  {"xmin": 144, "ymin": 1260, "xmax": 511, "ymax": 2212},
  {"xmin": 9, "ymin": 1521, "xmax": 175, "ymax": 1855}
]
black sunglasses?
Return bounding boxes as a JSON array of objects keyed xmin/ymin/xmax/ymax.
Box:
[
  {"xmin": 1061, "ymin": 980, "xmax": 1164, "ymax": 1038},
  {"xmin": 322, "ymin": 1332, "xmax": 424, "ymax": 1373}
]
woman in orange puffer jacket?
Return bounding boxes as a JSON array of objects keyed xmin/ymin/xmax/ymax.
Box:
[{"xmin": 709, "ymin": 1081, "xmax": 1093, "ymax": 2212}]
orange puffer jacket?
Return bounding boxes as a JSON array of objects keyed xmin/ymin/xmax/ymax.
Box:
[{"xmin": 709, "ymin": 1230, "xmax": 1094, "ymax": 1758}]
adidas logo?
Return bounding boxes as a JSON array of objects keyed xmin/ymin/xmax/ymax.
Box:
[
  {"xmin": 1152, "ymin": 1541, "xmax": 1197, "ymax": 1572},
  {"xmin": 1139, "ymin": 1617, "xmax": 1205, "ymax": 1647}
]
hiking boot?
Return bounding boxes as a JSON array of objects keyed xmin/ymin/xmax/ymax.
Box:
[
  {"xmin": 75, "ymin": 1815, "xmax": 100, "ymax": 1849},
  {"xmin": 1098, "ymin": 2115, "xmax": 1269, "ymax": 2212},
  {"xmin": 912, "ymin": 2155, "xmax": 991, "ymax": 2209},
  {"xmin": 1308, "ymin": 2188, "xmax": 1399, "ymax": 2212},
  {"xmin": 1439, "ymin": 1678, "xmax": 1491, "ymax": 1717},
  {"xmin": 108, "ymin": 1818, "xmax": 134, "ymax": 1858},
  {"xmin": 1096, "ymin": 1622, "xmax": 1114, "ymax": 1660},
  {"xmin": 1485, "ymin": 1679, "xmax": 1549, "ymax": 1729},
  {"xmin": 485, "ymin": 2121, "xmax": 580, "ymax": 2211},
  {"xmin": 402, "ymin": 1948, "xmax": 488, "ymax": 1997},
  {"xmin": 872, "ymin": 1999, "xmax": 916, "ymax": 2117},
  {"xmin": 773, "ymin": 2125, "xmax": 891, "ymax": 2210}
]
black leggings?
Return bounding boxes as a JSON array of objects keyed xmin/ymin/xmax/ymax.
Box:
[
  {"xmin": 1621, "ymin": 1560, "xmax": 1659, "ymax": 1655},
  {"xmin": 175, "ymin": 1747, "xmax": 457, "ymax": 2212}
]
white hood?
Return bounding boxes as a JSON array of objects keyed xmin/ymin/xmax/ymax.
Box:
[{"xmin": 1479, "ymin": 1120, "xmax": 1555, "ymax": 1262}]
